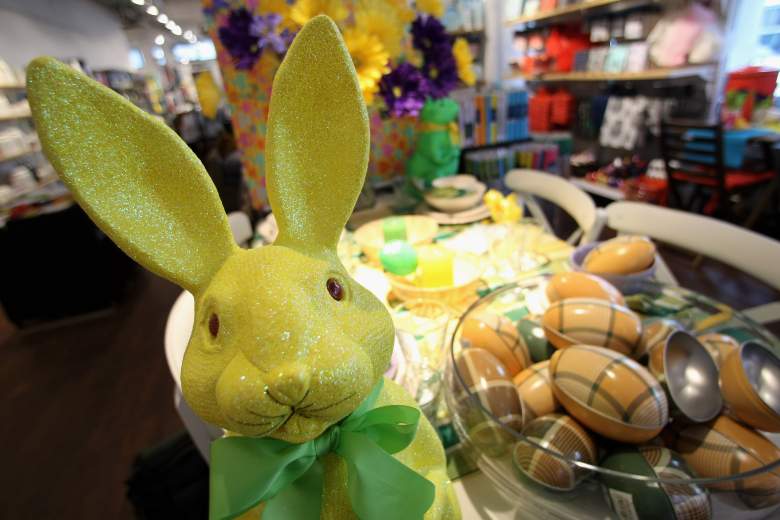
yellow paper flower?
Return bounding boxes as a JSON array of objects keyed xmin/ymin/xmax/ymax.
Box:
[
  {"xmin": 453, "ymin": 37, "xmax": 477, "ymax": 86},
  {"xmin": 260, "ymin": 0, "xmax": 296, "ymax": 30},
  {"xmin": 355, "ymin": 0, "xmax": 405, "ymax": 58},
  {"xmin": 343, "ymin": 28, "xmax": 390, "ymax": 105},
  {"xmin": 416, "ymin": 0, "xmax": 444, "ymax": 18},
  {"xmin": 290, "ymin": 0, "xmax": 348, "ymax": 27},
  {"xmin": 387, "ymin": 0, "xmax": 415, "ymax": 23}
]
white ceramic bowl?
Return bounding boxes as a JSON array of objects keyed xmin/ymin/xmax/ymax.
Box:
[{"xmin": 424, "ymin": 175, "xmax": 487, "ymax": 213}]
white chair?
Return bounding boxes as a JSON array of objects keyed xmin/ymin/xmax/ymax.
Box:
[
  {"xmin": 505, "ymin": 169, "xmax": 605, "ymax": 244},
  {"xmin": 606, "ymin": 201, "xmax": 780, "ymax": 324},
  {"xmin": 227, "ymin": 211, "xmax": 253, "ymax": 247}
]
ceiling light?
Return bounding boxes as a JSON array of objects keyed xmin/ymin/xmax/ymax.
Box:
[
  {"xmin": 171, "ymin": 26, "xmax": 183, "ymax": 36},
  {"xmin": 131, "ymin": 0, "xmax": 145, "ymax": 5},
  {"xmin": 157, "ymin": 13, "xmax": 168, "ymax": 24},
  {"xmin": 146, "ymin": 5, "xmax": 158, "ymax": 15},
  {"xmin": 183, "ymin": 30, "xmax": 193, "ymax": 39},
  {"xmin": 154, "ymin": 34, "xmax": 165, "ymax": 45}
]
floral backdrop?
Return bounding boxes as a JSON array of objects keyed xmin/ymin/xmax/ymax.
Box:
[{"xmin": 202, "ymin": 0, "xmax": 476, "ymax": 209}]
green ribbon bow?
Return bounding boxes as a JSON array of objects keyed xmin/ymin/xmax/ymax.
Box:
[{"xmin": 209, "ymin": 380, "xmax": 435, "ymax": 519}]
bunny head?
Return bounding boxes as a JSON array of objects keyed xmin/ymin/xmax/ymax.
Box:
[{"xmin": 27, "ymin": 16, "xmax": 394, "ymax": 443}]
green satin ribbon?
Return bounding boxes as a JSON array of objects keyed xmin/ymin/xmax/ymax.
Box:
[{"xmin": 209, "ymin": 380, "xmax": 435, "ymax": 519}]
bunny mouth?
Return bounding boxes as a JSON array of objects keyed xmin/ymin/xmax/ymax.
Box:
[{"xmin": 226, "ymin": 391, "xmax": 360, "ymax": 441}]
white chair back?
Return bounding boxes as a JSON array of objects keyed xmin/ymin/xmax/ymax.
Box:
[
  {"xmin": 505, "ymin": 169, "xmax": 604, "ymax": 244},
  {"xmin": 606, "ymin": 202, "xmax": 780, "ymax": 324},
  {"xmin": 227, "ymin": 211, "xmax": 253, "ymax": 247}
]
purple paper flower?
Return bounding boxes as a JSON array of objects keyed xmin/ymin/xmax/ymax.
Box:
[
  {"xmin": 217, "ymin": 8, "xmax": 294, "ymax": 70},
  {"xmin": 379, "ymin": 63, "xmax": 432, "ymax": 118},
  {"xmin": 410, "ymin": 15, "xmax": 458, "ymax": 99},
  {"xmin": 218, "ymin": 8, "xmax": 261, "ymax": 69},
  {"xmin": 422, "ymin": 45, "xmax": 459, "ymax": 98},
  {"xmin": 411, "ymin": 15, "xmax": 452, "ymax": 57}
]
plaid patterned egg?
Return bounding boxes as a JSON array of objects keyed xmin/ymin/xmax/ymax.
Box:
[
  {"xmin": 583, "ymin": 235, "xmax": 656, "ymax": 275},
  {"xmin": 453, "ymin": 347, "xmax": 525, "ymax": 436},
  {"xmin": 542, "ymin": 298, "xmax": 643, "ymax": 356},
  {"xmin": 601, "ymin": 446, "xmax": 711, "ymax": 520},
  {"xmin": 516, "ymin": 317, "xmax": 556, "ymax": 362},
  {"xmin": 513, "ymin": 360, "xmax": 559, "ymax": 421},
  {"xmin": 672, "ymin": 415, "xmax": 780, "ymax": 510},
  {"xmin": 696, "ymin": 333, "xmax": 739, "ymax": 368},
  {"xmin": 512, "ymin": 413, "xmax": 596, "ymax": 490},
  {"xmin": 546, "ymin": 271, "xmax": 625, "ymax": 305},
  {"xmin": 550, "ymin": 344, "xmax": 669, "ymax": 443},
  {"xmin": 461, "ymin": 312, "xmax": 531, "ymax": 376},
  {"xmin": 637, "ymin": 318, "xmax": 684, "ymax": 362}
]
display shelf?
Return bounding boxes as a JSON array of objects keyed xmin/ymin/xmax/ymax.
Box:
[
  {"xmin": 450, "ymin": 29, "xmax": 484, "ymax": 40},
  {"xmin": 508, "ymin": 65, "xmax": 715, "ymax": 83},
  {"xmin": 0, "ymin": 82, "xmax": 25, "ymax": 90},
  {"xmin": 569, "ymin": 178, "xmax": 625, "ymax": 200},
  {"xmin": 462, "ymin": 138, "xmax": 532, "ymax": 153},
  {"xmin": 0, "ymin": 145, "xmax": 40, "ymax": 163},
  {"xmin": 506, "ymin": 0, "xmax": 627, "ymax": 26},
  {"xmin": 0, "ymin": 109, "xmax": 32, "ymax": 121}
]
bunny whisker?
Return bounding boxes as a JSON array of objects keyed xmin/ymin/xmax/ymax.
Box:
[
  {"xmin": 226, "ymin": 415, "xmax": 277, "ymax": 428},
  {"xmin": 299, "ymin": 392, "xmax": 357, "ymax": 415},
  {"xmin": 246, "ymin": 410, "xmax": 289, "ymax": 420}
]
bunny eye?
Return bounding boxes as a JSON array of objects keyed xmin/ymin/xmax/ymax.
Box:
[
  {"xmin": 208, "ymin": 313, "xmax": 220, "ymax": 337},
  {"xmin": 326, "ymin": 278, "xmax": 344, "ymax": 301}
]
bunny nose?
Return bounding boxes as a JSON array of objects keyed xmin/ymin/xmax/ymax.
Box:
[{"xmin": 268, "ymin": 364, "xmax": 311, "ymax": 406}]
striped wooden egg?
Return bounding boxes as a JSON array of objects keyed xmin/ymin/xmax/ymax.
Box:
[
  {"xmin": 584, "ymin": 235, "xmax": 656, "ymax": 275},
  {"xmin": 546, "ymin": 271, "xmax": 625, "ymax": 305},
  {"xmin": 461, "ymin": 312, "xmax": 531, "ymax": 376},
  {"xmin": 542, "ymin": 298, "xmax": 643, "ymax": 356},
  {"xmin": 601, "ymin": 446, "xmax": 711, "ymax": 520},
  {"xmin": 636, "ymin": 319, "xmax": 684, "ymax": 361},
  {"xmin": 453, "ymin": 348, "xmax": 524, "ymax": 434},
  {"xmin": 516, "ymin": 317, "xmax": 556, "ymax": 362},
  {"xmin": 696, "ymin": 333, "xmax": 739, "ymax": 368},
  {"xmin": 512, "ymin": 413, "xmax": 596, "ymax": 490},
  {"xmin": 672, "ymin": 415, "xmax": 780, "ymax": 509},
  {"xmin": 550, "ymin": 345, "xmax": 669, "ymax": 443},
  {"xmin": 513, "ymin": 361, "xmax": 559, "ymax": 421}
]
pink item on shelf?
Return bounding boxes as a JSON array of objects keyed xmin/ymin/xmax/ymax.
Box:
[{"xmin": 647, "ymin": 4, "xmax": 718, "ymax": 68}]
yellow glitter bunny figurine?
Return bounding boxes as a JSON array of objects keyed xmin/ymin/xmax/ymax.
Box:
[{"xmin": 28, "ymin": 15, "xmax": 459, "ymax": 520}]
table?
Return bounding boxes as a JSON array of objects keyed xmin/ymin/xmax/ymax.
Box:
[{"xmin": 163, "ymin": 220, "xmax": 780, "ymax": 518}]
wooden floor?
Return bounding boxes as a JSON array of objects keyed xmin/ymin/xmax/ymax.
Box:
[
  {"xmin": 0, "ymin": 238, "xmax": 778, "ymax": 519},
  {"xmin": 0, "ymin": 271, "xmax": 183, "ymax": 519}
]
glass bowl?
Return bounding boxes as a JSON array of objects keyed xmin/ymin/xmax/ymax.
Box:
[{"xmin": 445, "ymin": 277, "xmax": 780, "ymax": 519}]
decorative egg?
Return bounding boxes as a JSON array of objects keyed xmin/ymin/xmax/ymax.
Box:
[
  {"xmin": 516, "ymin": 318, "xmax": 556, "ymax": 362},
  {"xmin": 672, "ymin": 415, "xmax": 780, "ymax": 509},
  {"xmin": 513, "ymin": 361, "xmax": 559, "ymax": 421},
  {"xmin": 453, "ymin": 348, "xmax": 524, "ymax": 433},
  {"xmin": 636, "ymin": 319, "xmax": 684, "ymax": 361},
  {"xmin": 550, "ymin": 345, "xmax": 669, "ymax": 443},
  {"xmin": 584, "ymin": 235, "xmax": 656, "ymax": 275},
  {"xmin": 600, "ymin": 446, "xmax": 711, "ymax": 520},
  {"xmin": 545, "ymin": 272, "xmax": 625, "ymax": 305},
  {"xmin": 512, "ymin": 414, "xmax": 596, "ymax": 491},
  {"xmin": 696, "ymin": 333, "xmax": 739, "ymax": 368},
  {"xmin": 461, "ymin": 312, "xmax": 531, "ymax": 376},
  {"xmin": 542, "ymin": 298, "xmax": 643, "ymax": 356}
]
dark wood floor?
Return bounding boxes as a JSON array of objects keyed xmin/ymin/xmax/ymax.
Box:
[
  {"xmin": 0, "ymin": 270, "xmax": 183, "ymax": 519},
  {"xmin": 0, "ymin": 233, "xmax": 778, "ymax": 519}
]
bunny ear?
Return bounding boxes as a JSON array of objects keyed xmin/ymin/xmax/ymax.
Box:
[
  {"xmin": 266, "ymin": 15, "xmax": 369, "ymax": 256},
  {"xmin": 27, "ymin": 57, "xmax": 235, "ymax": 292}
]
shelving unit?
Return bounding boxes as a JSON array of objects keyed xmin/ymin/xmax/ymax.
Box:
[
  {"xmin": 508, "ymin": 65, "xmax": 716, "ymax": 83},
  {"xmin": 0, "ymin": 109, "xmax": 32, "ymax": 121},
  {"xmin": 506, "ymin": 0, "xmax": 625, "ymax": 26},
  {"xmin": 0, "ymin": 145, "xmax": 40, "ymax": 163},
  {"xmin": 0, "ymin": 82, "xmax": 25, "ymax": 90}
]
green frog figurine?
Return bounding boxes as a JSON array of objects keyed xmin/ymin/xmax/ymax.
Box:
[{"xmin": 405, "ymin": 98, "xmax": 460, "ymax": 199}]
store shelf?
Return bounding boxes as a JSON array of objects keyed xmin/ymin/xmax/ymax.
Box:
[
  {"xmin": 0, "ymin": 109, "xmax": 32, "ymax": 121},
  {"xmin": 570, "ymin": 178, "xmax": 625, "ymax": 200},
  {"xmin": 462, "ymin": 138, "xmax": 532, "ymax": 153},
  {"xmin": 450, "ymin": 29, "xmax": 484, "ymax": 40},
  {"xmin": 0, "ymin": 145, "xmax": 40, "ymax": 163},
  {"xmin": 508, "ymin": 65, "xmax": 715, "ymax": 83},
  {"xmin": 0, "ymin": 82, "xmax": 25, "ymax": 89},
  {"xmin": 505, "ymin": 0, "xmax": 626, "ymax": 26}
]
